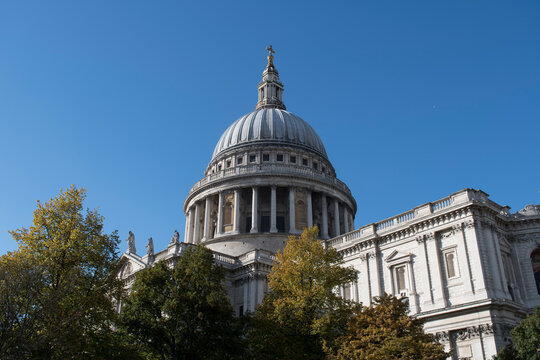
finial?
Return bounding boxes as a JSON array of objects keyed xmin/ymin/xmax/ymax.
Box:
[{"xmin": 266, "ymin": 45, "xmax": 275, "ymax": 68}]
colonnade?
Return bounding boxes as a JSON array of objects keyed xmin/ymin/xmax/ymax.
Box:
[{"xmin": 184, "ymin": 186, "xmax": 354, "ymax": 244}]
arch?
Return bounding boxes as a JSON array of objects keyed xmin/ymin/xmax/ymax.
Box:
[{"xmin": 531, "ymin": 247, "xmax": 540, "ymax": 295}]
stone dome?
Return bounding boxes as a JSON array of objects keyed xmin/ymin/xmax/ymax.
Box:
[{"xmin": 212, "ymin": 108, "xmax": 328, "ymax": 160}]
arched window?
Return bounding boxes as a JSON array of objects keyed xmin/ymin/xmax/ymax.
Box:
[{"xmin": 531, "ymin": 248, "xmax": 540, "ymax": 295}]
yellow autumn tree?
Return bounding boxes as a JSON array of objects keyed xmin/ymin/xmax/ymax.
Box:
[
  {"xmin": 248, "ymin": 226, "xmax": 358, "ymax": 360},
  {"xmin": 4, "ymin": 186, "xmax": 129, "ymax": 359}
]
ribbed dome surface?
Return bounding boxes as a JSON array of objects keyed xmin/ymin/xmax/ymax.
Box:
[{"xmin": 212, "ymin": 108, "xmax": 328, "ymax": 160}]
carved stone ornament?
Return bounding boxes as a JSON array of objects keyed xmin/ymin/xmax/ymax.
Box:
[
  {"xmin": 456, "ymin": 324, "xmax": 494, "ymax": 340},
  {"xmin": 435, "ymin": 331, "xmax": 449, "ymax": 342}
]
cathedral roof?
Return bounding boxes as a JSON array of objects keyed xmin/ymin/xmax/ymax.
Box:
[
  {"xmin": 212, "ymin": 46, "xmax": 328, "ymax": 160},
  {"xmin": 212, "ymin": 108, "xmax": 328, "ymax": 160}
]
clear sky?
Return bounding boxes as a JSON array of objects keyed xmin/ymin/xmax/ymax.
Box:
[{"xmin": 1, "ymin": 1, "xmax": 539, "ymax": 255}]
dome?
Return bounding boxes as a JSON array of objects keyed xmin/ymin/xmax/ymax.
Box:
[{"xmin": 212, "ymin": 108, "xmax": 328, "ymax": 160}]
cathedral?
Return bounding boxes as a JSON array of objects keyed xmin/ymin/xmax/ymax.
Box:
[{"xmin": 119, "ymin": 48, "xmax": 540, "ymax": 360}]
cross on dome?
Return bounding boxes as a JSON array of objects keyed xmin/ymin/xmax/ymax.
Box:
[{"xmin": 256, "ymin": 45, "xmax": 286, "ymax": 110}]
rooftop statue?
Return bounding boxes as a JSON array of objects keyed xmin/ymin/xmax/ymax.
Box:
[
  {"xmin": 127, "ymin": 231, "xmax": 136, "ymax": 254},
  {"xmin": 170, "ymin": 229, "xmax": 180, "ymax": 245},
  {"xmin": 146, "ymin": 237, "xmax": 154, "ymax": 256}
]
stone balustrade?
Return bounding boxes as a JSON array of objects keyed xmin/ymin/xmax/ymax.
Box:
[
  {"xmin": 326, "ymin": 189, "xmax": 489, "ymax": 248},
  {"xmin": 189, "ymin": 163, "xmax": 351, "ymax": 195}
]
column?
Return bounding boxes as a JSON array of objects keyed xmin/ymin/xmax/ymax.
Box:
[
  {"xmin": 307, "ymin": 191, "xmax": 313, "ymax": 228},
  {"xmin": 426, "ymin": 233, "xmax": 447, "ymax": 307},
  {"xmin": 364, "ymin": 255, "xmax": 373, "ymax": 305},
  {"xmin": 184, "ymin": 211, "xmax": 190, "ymax": 243},
  {"xmin": 321, "ymin": 194, "xmax": 329, "ymax": 239},
  {"xmin": 482, "ymin": 223, "xmax": 502, "ymax": 297},
  {"xmin": 233, "ymin": 189, "xmax": 241, "ymax": 233},
  {"xmin": 185, "ymin": 208, "xmax": 193, "ymax": 243},
  {"xmin": 217, "ymin": 191, "xmax": 224, "ymax": 235},
  {"xmin": 202, "ymin": 197, "xmax": 211, "ymax": 241},
  {"xmin": 456, "ymin": 224, "xmax": 474, "ymax": 295},
  {"xmin": 343, "ymin": 207, "xmax": 349, "ymax": 233},
  {"xmin": 490, "ymin": 227, "xmax": 509, "ymax": 297},
  {"xmin": 289, "ymin": 187, "xmax": 297, "ymax": 233},
  {"xmin": 193, "ymin": 202, "xmax": 200, "ymax": 244},
  {"xmin": 333, "ymin": 198, "xmax": 340, "ymax": 237},
  {"xmin": 373, "ymin": 249, "xmax": 382, "ymax": 299},
  {"xmin": 250, "ymin": 187, "xmax": 258, "ymax": 233},
  {"xmin": 270, "ymin": 186, "xmax": 277, "ymax": 233}
]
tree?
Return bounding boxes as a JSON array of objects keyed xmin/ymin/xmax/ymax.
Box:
[
  {"xmin": 331, "ymin": 293, "xmax": 448, "ymax": 360},
  {"xmin": 495, "ymin": 307, "xmax": 540, "ymax": 360},
  {"xmin": 0, "ymin": 251, "xmax": 46, "ymax": 359},
  {"xmin": 4, "ymin": 185, "xmax": 128, "ymax": 359},
  {"xmin": 120, "ymin": 245, "xmax": 244, "ymax": 360},
  {"xmin": 248, "ymin": 226, "xmax": 358, "ymax": 360}
]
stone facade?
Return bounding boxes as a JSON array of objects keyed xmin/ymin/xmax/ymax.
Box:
[{"xmin": 118, "ymin": 51, "xmax": 540, "ymax": 360}]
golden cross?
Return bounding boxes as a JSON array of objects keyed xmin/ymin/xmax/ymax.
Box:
[{"xmin": 266, "ymin": 45, "xmax": 275, "ymax": 55}]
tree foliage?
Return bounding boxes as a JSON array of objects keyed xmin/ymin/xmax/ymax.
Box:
[
  {"xmin": 1, "ymin": 185, "xmax": 128, "ymax": 359},
  {"xmin": 120, "ymin": 245, "xmax": 244, "ymax": 360},
  {"xmin": 248, "ymin": 226, "xmax": 357, "ymax": 360},
  {"xmin": 495, "ymin": 307, "xmax": 540, "ymax": 360},
  {"xmin": 331, "ymin": 294, "xmax": 448, "ymax": 360}
]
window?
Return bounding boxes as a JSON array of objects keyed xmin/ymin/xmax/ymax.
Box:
[
  {"xmin": 249, "ymin": 155, "xmax": 257, "ymax": 163},
  {"xmin": 218, "ymin": 164, "xmax": 222, "ymax": 171},
  {"xmin": 322, "ymin": 166, "xmax": 326, "ymax": 173},
  {"xmin": 226, "ymin": 160, "xmax": 231, "ymax": 168},
  {"xmin": 290, "ymin": 155, "xmax": 296, "ymax": 164},
  {"xmin": 313, "ymin": 162, "xmax": 318, "ymax": 170},
  {"xmin": 237, "ymin": 156, "xmax": 243, "ymax": 165},
  {"xmin": 444, "ymin": 249, "xmax": 459, "ymax": 279},
  {"xmin": 302, "ymin": 158, "xmax": 308, "ymax": 166},
  {"xmin": 239, "ymin": 306, "xmax": 244, "ymax": 316},
  {"xmin": 263, "ymin": 153, "xmax": 270, "ymax": 162},
  {"xmin": 395, "ymin": 265, "xmax": 407, "ymax": 293},
  {"xmin": 276, "ymin": 154, "xmax": 283, "ymax": 162},
  {"xmin": 531, "ymin": 248, "xmax": 540, "ymax": 295},
  {"xmin": 343, "ymin": 284, "xmax": 351, "ymax": 300}
]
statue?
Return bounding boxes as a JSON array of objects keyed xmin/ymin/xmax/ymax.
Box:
[
  {"xmin": 127, "ymin": 231, "xmax": 136, "ymax": 254},
  {"xmin": 266, "ymin": 45, "xmax": 275, "ymax": 67},
  {"xmin": 146, "ymin": 237, "xmax": 154, "ymax": 256},
  {"xmin": 170, "ymin": 229, "xmax": 180, "ymax": 245}
]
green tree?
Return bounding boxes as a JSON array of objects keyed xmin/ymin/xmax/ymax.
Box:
[
  {"xmin": 3, "ymin": 185, "xmax": 129, "ymax": 359},
  {"xmin": 331, "ymin": 293, "xmax": 447, "ymax": 360},
  {"xmin": 495, "ymin": 307, "xmax": 540, "ymax": 360},
  {"xmin": 120, "ymin": 245, "xmax": 244, "ymax": 360},
  {"xmin": 248, "ymin": 226, "xmax": 357, "ymax": 360}
]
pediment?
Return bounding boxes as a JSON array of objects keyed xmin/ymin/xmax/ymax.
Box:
[{"xmin": 385, "ymin": 249, "xmax": 412, "ymax": 264}]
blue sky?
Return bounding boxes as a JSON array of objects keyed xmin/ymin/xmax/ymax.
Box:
[{"xmin": 1, "ymin": 1, "xmax": 539, "ymax": 255}]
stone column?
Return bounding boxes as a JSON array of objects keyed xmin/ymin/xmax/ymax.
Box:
[
  {"xmin": 455, "ymin": 224, "xmax": 474, "ymax": 295},
  {"xmin": 321, "ymin": 194, "xmax": 329, "ymax": 239},
  {"xmin": 333, "ymin": 198, "xmax": 340, "ymax": 237},
  {"xmin": 250, "ymin": 187, "xmax": 258, "ymax": 233},
  {"xmin": 343, "ymin": 206, "xmax": 349, "ymax": 233},
  {"xmin": 217, "ymin": 192, "xmax": 224, "ymax": 235},
  {"xmin": 233, "ymin": 189, "xmax": 241, "ymax": 233},
  {"xmin": 289, "ymin": 187, "xmax": 297, "ymax": 233},
  {"xmin": 426, "ymin": 233, "xmax": 447, "ymax": 307},
  {"xmin": 307, "ymin": 191, "xmax": 313, "ymax": 228},
  {"xmin": 270, "ymin": 186, "xmax": 278, "ymax": 233},
  {"xmin": 185, "ymin": 208, "xmax": 193, "ymax": 243},
  {"xmin": 202, "ymin": 197, "xmax": 211, "ymax": 241},
  {"xmin": 193, "ymin": 202, "xmax": 200, "ymax": 244}
]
